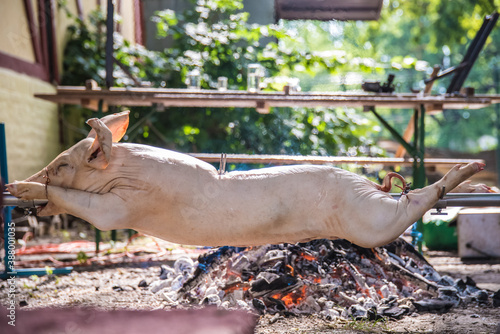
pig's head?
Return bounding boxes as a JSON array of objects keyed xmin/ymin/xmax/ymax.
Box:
[{"xmin": 24, "ymin": 111, "xmax": 130, "ymax": 214}]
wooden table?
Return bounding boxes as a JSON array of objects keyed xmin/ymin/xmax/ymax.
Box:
[{"xmin": 35, "ymin": 86, "xmax": 500, "ymax": 113}]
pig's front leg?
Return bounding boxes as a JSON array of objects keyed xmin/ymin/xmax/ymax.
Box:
[
  {"xmin": 6, "ymin": 181, "xmax": 47, "ymax": 200},
  {"xmin": 7, "ymin": 181, "xmax": 127, "ymax": 231},
  {"xmin": 7, "ymin": 181, "xmax": 64, "ymax": 215}
]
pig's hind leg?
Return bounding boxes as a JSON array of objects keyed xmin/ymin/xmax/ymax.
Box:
[
  {"xmin": 388, "ymin": 162, "xmax": 485, "ymax": 241},
  {"xmin": 346, "ymin": 162, "xmax": 485, "ymax": 248},
  {"xmin": 405, "ymin": 162, "xmax": 485, "ymax": 210}
]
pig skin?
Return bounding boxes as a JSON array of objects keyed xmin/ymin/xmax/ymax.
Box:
[
  {"xmin": 7, "ymin": 112, "xmax": 484, "ymax": 248},
  {"xmin": 449, "ymin": 179, "xmax": 492, "ymax": 193}
]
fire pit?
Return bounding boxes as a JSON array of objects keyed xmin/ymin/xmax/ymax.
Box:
[{"xmin": 149, "ymin": 238, "xmax": 497, "ymax": 320}]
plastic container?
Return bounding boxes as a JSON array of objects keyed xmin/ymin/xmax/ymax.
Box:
[{"xmin": 422, "ymin": 219, "xmax": 458, "ymax": 250}]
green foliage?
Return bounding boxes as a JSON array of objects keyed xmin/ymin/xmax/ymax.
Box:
[
  {"xmin": 60, "ymin": 0, "xmax": 500, "ymax": 156},
  {"xmin": 61, "ymin": 8, "xmax": 171, "ymax": 88},
  {"xmin": 317, "ymin": 0, "xmax": 500, "ymax": 153},
  {"xmin": 61, "ymin": 0, "xmax": 380, "ymax": 158},
  {"xmin": 344, "ymin": 316, "xmax": 390, "ymax": 332},
  {"xmin": 44, "ymin": 266, "xmax": 53, "ymax": 276},
  {"xmin": 76, "ymin": 251, "xmax": 88, "ymax": 264}
]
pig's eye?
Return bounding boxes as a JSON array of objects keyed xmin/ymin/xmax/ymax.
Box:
[{"xmin": 57, "ymin": 163, "xmax": 69, "ymax": 171}]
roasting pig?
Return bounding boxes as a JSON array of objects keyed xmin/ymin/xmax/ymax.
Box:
[{"xmin": 6, "ymin": 111, "xmax": 485, "ymax": 248}]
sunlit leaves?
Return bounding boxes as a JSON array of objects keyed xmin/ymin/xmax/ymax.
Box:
[
  {"xmin": 59, "ymin": 0, "xmax": 393, "ymax": 156},
  {"xmin": 153, "ymin": 9, "xmax": 177, "ymax": 38}
]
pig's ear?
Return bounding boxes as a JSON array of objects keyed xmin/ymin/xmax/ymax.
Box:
[
  {"xmin": 86, "ymin": 118, "xmax": 112, "ymax": 170},
  {"xmin": 87, "ymin": 110, "xmax": 130, "ymax": 143}
]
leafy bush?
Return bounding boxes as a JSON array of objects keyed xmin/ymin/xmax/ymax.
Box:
[{"xmin": 60, "ymin": 0, "xmax": 381, "ymax": 159}]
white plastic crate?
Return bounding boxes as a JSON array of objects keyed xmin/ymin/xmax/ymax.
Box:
[{"xmin": 457, "ymin": 208, "xmax": 500, "ymax": 258}]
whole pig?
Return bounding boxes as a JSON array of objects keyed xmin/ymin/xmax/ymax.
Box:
[{"xmin": 7, "ymin": 111, "xmax": 485, "ymax": 248}]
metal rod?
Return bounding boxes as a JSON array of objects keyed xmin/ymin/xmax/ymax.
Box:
[
  {"xmin": 391, "ymin": 193, "xmax": 500, "ymax": 208},
  {"xmin": 1, "ymin": 123, "xmax": 13, "ymax": 279},
  {"xmin": 105, "ymin": 0, "xmax": 114, "ymax": 89},
  {"xmin": 435, "ymin": 198, "xmax": 500, "ymax": 207},
  {"xmin": 4, "ymin": 191, "xmax": 500, "ymax": 210},
  {"xmin": 370, "ymin": 107, "xmax": 417, "ymax": 157},
  {"xmin": 432, "ymin": 193, "xmax": 500, "ymax": 198},
  {"xmin": 466, "ymin": 242, "xmax": 493, "ymax": 258},
  {"xmin": 3, "ymin": 193, "xmax": 48, "ymax": 208},
  {"xmin": 447, "ymin": 12, "xmax": 499, "ymax": 94},
  {"xmin": 423, "ymin": 63, "xmax": 467, "ymax": 84},
  {"xmin": 189, "ymin": 153, "xmax": 483, "ymax": 167},
  {"xmin": 414, "ymin": 106, "xmax": 426, "ymax": 253}
]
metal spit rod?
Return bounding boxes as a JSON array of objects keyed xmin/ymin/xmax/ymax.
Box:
[
  {"xmin": 3, "ymin": 192, "xmax": 48, "ymax": 208},
  {"xmin": 3, "ymin": 192, "xmax": 500, "ymax": 210},
  {"xmin": 391, "ymin": 193, "xmax": 500, "ymax": 208}
]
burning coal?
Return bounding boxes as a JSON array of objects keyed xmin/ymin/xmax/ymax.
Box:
[{"xmin": 149, "ymin": 238, "xmax": 497, "ymax": 320}]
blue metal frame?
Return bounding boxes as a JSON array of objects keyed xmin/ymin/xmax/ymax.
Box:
[{"xmin": 1, "ymin": 123, "xmax": 72, "ymax": 279}]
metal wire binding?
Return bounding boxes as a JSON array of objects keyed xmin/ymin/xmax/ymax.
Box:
[{"xmin": 218, "ymin": 153, "xmax": 227, "ymax": 176}]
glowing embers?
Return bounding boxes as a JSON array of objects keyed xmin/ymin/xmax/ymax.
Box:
[{"xmin": 149, "ymin": 239, "xmax": 495, "ymax": 320}]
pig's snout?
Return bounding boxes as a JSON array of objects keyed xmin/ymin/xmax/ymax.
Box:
[{"xmin": 25, "ymin": 169, "xmax": 48, "ymax": 184}]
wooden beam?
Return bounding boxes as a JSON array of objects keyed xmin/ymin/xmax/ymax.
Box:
[
  {"xmin": 23, "ymin": 0, "xmax": 43, "ymax": 64},
  {"xmin": 38, "ymin": 0, "xmax": 49, "ymax": 72},
  {"xmin": 424, "ymin": 66, "xmax": 441, "ymax": 95},
  {"xmin": 76, "ymin": 0, "xmax": 84, "ymax": 21},
  {"xmin": 81, "ymin": 79, "xmax": 108, "ymax": 111},
  {"xmin": 34, "ymin": 87, "xmax": 498, "ymax": 111},
  {"xmin": 116, "ymin": 0, "xmax": 122, "ymax": 33},
  {"xmin": 133, "ymin": 0, "xmax": 145, "ymax": 45},
  {"xmin": 394, "ymin": 116, "xmax": 414, "ymax": 158},
  {"xmin": 0, "ymin": 51, "xmax": 49, "ymax": 81}
]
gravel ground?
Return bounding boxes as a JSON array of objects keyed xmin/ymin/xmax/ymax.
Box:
[{"xmin": 1, "ymin": 245, "xmax": 499, "ymax": 333}]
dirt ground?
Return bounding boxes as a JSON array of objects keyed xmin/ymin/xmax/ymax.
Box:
[{"xmin": 1, "ymin": 237, "xmax": 499, "ymax": 333}]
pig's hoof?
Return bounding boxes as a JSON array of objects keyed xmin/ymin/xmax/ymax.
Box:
[
  {"xmin": 453, "ymin": 162, "xmax": 485, "ymax": 177},
  {"xmin": 471, "ymin": 162, "xmax": 485, "ymax": 172},
  {"xmin": 452, "ymin": 180, "xmax": 492, "ymax": 193},
  {"xmin": 7, "ymin": 181, "xmax": 46, "ymax": 200},
  {"xmin": 442, "ymin": 162, "xmax": 485, "ymax": 193}
]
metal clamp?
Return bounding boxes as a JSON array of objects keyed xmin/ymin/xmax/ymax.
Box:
[
  {"xmin": 439, "ymin": 186, "xmax": 446, "ymax": 199},
  {"xmin": 218, "ymin": 153, "xmax": 227, "ymax": 176},
  {"xmin": 430, "ymin": 207, "xmax": 448, "ymax": 216},
  {"xmin": 401, "ymin": 182, "xmax": 412, "ymax": 195},
  {"xmin": 430, "ymin": 186, "xmax": 447, "ymax": 215}
]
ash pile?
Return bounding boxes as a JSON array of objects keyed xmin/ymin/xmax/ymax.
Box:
[{"xmin": 149, "ymin": 238, "xmax": 499, "ymax": 320}]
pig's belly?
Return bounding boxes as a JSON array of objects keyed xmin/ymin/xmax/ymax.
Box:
[{"xmin": 131, "ymin": 165, "xmax": 392, "ymax": 247}]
